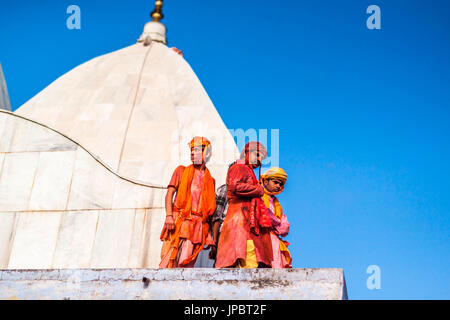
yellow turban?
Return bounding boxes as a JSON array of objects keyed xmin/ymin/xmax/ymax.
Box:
[{"xmin": 261, "ymin": 167, "xmax": 287, "ymax": 183}]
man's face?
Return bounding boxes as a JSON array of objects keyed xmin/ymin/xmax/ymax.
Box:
[
  {"xmin": 191, "ymin": 145, "xmax": 211, "ymax": 165},
  {"xmin": 248, "ymin": 150, "xmax": 263, "ymax": 168},
  {"xmin": 263, "ymin": 178, "xmax": 285, "ymax": 193},
  {"xmin": 191, "ymin": 145, "xmax": 204, "ymax": 165}
]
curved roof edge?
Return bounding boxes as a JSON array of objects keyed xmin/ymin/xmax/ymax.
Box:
[{"xmin": 0, "ymin": 109, "xmax": 167, "ymax": 189}]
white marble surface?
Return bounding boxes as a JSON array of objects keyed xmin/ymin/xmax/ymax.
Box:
[
  {"xmin": 7, "ymin": 212, "xmax": 62, "ymax": 269},
  {"xmin": 1, "ymin": 209, "xmax": 167, "ymax": 270},
  {"xmin": 28, "ymin": 151, "xmax": 76, "ymax": 211},
  {"xmin": 0, "ymin": 112, "xmax": 166, "ymax": 269},
  {"xmin": 0, "ymin": 112, "xmax": 165, "ymax": 212},
  {"xmin": 51, "ymin": 211, "xmax": 100, "ymax": 269},
  {"xmin": 1, "ymin": 39, "xmax": 239, "ymax": 270},
  {"xmin": 0, "ymin": 212, "xmax": 16, "ymax": 268},
  {"xmin": 89, "ymin": 209, "xmax": 137, "ymax": 268},
  {"xmin": 15, "ymin": 42, "xmax": 239, "ymax": 188},
  {"xmin": 0, "ymin": 152, "xmax": 39, "ymax": 211}
]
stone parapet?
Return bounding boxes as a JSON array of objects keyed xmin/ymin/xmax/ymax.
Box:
[{"xmin": 0, "ymin": 268, "xmax": 348, "ymax": 300}]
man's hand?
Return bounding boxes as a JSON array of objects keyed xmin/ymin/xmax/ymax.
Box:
[
  {"xmin": 171, "ymin": 47, "xmax": 184, "ymax": 57},
  {"xmin": 164, "ymin": 215, "xmax": 176, "ymax": 231},
  {"xmin": 209, "ymin": 245, "xmax": 217, "ymax": 260}
]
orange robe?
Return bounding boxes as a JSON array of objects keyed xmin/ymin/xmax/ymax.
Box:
[
  {"xmin": 215, "ymin": 160, "xmax": 273, "ymax": 268},
  {"xmin": 160, "ymin": 165, "xmax": 216, "ymax": 268}
]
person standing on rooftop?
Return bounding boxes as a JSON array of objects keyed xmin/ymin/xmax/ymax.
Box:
[
  {"xmin": 159, "ymin": 136, "xmax": 217, "ymax": 268},
  {"xmin": 215, "ymin": 142, "xmax": 273, "ymax": 268}
]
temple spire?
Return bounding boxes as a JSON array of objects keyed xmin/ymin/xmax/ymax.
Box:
[
  {"xmin": 138, "ymin": 0, "xmax": 167, "ymax": 45},
  {"xmin": 151, "ymin": 0, "xmax": 164, "ymax": 22},
  {"xmin": 0, "ymin": 63, "xmax": 11, "ymax": 111}
]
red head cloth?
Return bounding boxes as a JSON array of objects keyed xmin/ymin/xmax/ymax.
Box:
[{"xmin": 240, "ymin": 141, "xmax": 268, "ymax": 160}]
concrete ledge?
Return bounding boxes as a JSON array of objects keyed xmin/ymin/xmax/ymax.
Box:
[{"xmin": 0, "ymin": 268, "xmax": 347, "ymax": 300}]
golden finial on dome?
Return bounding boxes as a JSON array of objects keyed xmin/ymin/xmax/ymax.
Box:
[
  {"xmin": 138, "ymin": 0, "xmax": 167, "ymax": 45},
  {"xmin": 151, "ymin": 0, "xmax": 164, "ymax": 22}
]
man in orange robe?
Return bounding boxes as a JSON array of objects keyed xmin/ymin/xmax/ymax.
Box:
[
  {"xmin": 159, "ymin": 137, "xmax": 216, "ymax": 268},
  {"xmin": 215, "ymin": 142, "xmax": 273, "ymax": 268}
]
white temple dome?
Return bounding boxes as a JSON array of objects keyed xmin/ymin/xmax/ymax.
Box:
[
  {"xmin": 15, "ymin": 41, "xmax": 239, "ymax": 187},
  {"xmin": 0, "ymin": 2, "xmax": 238, "ymax": 270}
]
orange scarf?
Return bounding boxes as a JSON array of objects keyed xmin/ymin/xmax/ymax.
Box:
[{"xmin": 168, "ymin": 165, "xmax": 216, "ymax": 267}]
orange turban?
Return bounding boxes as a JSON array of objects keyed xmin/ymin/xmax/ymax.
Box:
[{"xmin": 189, "ymin": 136, "xmax": 211, "ymax": 149}]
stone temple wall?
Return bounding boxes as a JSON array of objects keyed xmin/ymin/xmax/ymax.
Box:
[
  {"xmin": 0, "ymin": 268, "xmax": 348, "ymax": 300},
  {"xmin": 0, "ymin": 110, "xmax": 166, "ymax": 269}
]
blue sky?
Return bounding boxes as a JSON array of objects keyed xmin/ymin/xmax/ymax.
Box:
[{"xmin": 1, "ymin": 0, "xmax": 449, "ymax": 299}]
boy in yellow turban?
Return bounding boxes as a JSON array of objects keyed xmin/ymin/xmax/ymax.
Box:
[{"xmin": 261, "ymin": 167, "xmax": 292, "ymax": 268}]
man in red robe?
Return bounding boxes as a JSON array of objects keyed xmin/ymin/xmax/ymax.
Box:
[{"xmin": 215, "ymin": 142, "xmax": 273, "ymax": 268}]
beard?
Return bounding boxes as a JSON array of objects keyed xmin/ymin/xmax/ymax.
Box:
[{"xmin": 191, "ymin": 155, "xmax": 204, "ymax": 165}]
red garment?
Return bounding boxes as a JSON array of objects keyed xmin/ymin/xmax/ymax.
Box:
[
  {"xmin": 215, "ymin": 160, "xmax": 273, "ymax": 268},
  {"xmin": 249, "ymin": 198, "xmax": 273, "ymax": 236}
]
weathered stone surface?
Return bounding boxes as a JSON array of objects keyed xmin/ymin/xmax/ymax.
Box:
[
  {"xmin": 0, "ymin": 152, "xmax": 39, "ymax": 211},
  {"xmin": 28, "ymin": 151, "xmax": 76, "ymax": 211},
  {"xmin": 0, "ymin": 268, "xmax": 348, "ymax": 300},
  {"xmin": 51, "ymin": 211, "xmax": 100, "ymax": 269},
  {"xmin": 0, "ymin": 212, "xmax": 16, "ymax": 268},
  {"xmin": 0, "ymin": 113, "xmax": 76, "ymax": 153},
  {"xmin": 7, "ymin": 212, "xmax": 62, "ymax": 269},
  {"xmin": 0, "ymin": 209, "xmax": 167, "ymax": 270},
  {"xmin": 89, "ymin": 209, "xmax": 136, "ymax": 268}
]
